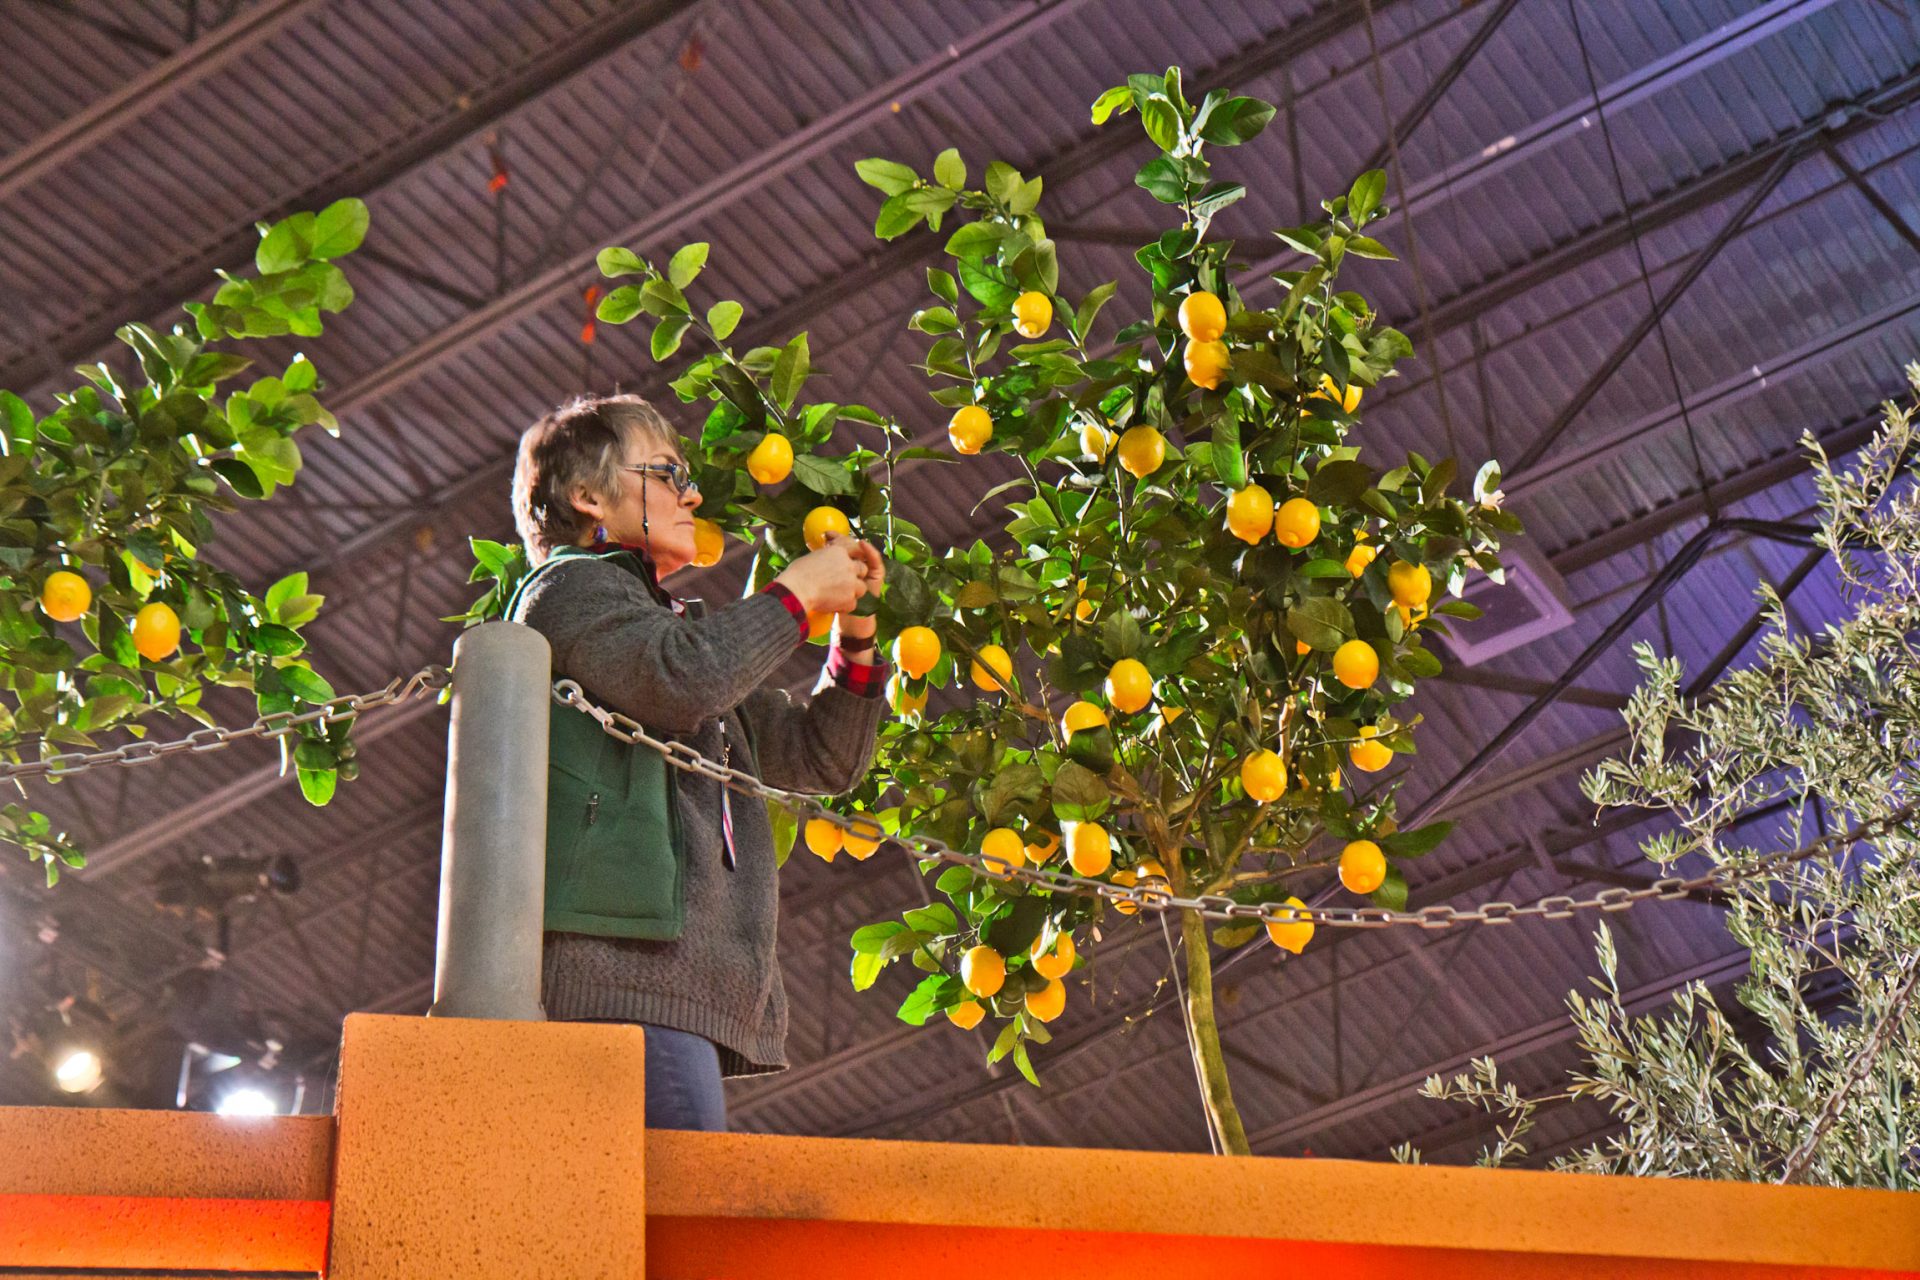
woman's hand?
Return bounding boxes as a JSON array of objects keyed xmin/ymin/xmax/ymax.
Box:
[
  {"xmin": 772, "ymin": 538, "xmax": 870, "ymax": 614},
  {"xmin": 844, "ymin": 538, "xmax": 886, "ymax": 599}
]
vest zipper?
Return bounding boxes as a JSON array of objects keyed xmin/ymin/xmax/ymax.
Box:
[{"xmin": 586, "ymin": 792, "xmax": 600, "ymax": 826}]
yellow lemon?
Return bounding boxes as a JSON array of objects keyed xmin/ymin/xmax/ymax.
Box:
[
  {"xmin": 1340, "ymin": 839, "xmax": 1388, "ymax": 895},
  {"xmin": 1345, "ymin": 541, "xmax": 1377, "ymax": 577},
  {"xmin": 1032, "ymin": 932, "xmax": 1075, "ymax": 979},
  {"xmin": 888, "ymin": 675, "xmax": 928, "ymax": 719},
  {"xmin": 1349, "ymin": 725, "xmax": 1394, "ymax": 773},
  {"xmin": 1308, "ymin": 373, "xmax": 1362, "ymax": 414},
  {"xmin": 692, "ymin": 518, "xmax": 725, "ymax": 567},
  {"xmin": 1080, "ymin": 421, "xmax": 1117, "ymax": 463},
  {"xmin": 970, "ymin": 643, "xmax": 1014, "ymax": 693},
  {"xmin": 981, "ymin": 827, "xmax": 1027, "ymax": 879},
  {"xmin": 807, "ymin": 610, "xmax": 834, "ymax": 641},
  {"xmin": 949, "ymin": 404, "xmax": 992, "ymax": 455},
  {"xmin": 1068, "ymin": 823, "xmax": 1111, "ymax": 876},
  {"xmin": 1012, "ymin": 290, "xmax": 1052, "ymax": 339},
  {"xmin": 132, "ymin": 602, "xmax": 182, "ymax": 662},
  {"xmin": 1266, "ymin": 896, "xmax": 1315, "ymax": 954},
  {"xmin": 1116, "ymin": 426, "xmax": 1165, "ymax": 479},
  {"xmin": 961, "ymin": 945, "xmax": 1006, "ymax": 998},
  {"xmin": 1104, "ymin": 658, "xmax": 1152, "ymax": 715},
  {"xmin": 1388, "ymin": 561, "xmax": 1433, "ymax": 608},
  {"xmin": 1178, "ymin": 290, "xmax": 1226, "ymax": 343},
  {"xmin": 946, "ymin": 999, "xmax": 986, "ymax": 1030},
  {"xmin": 843, "ymin": 815, "xmax": 884, "ymax": 860},
  {"xmin": 1061, "ymin": 700, "xmax": 1108, "ymax": 738},
  {"xmin": 803, "ymin": 818, "xmax": 843, "ymax": 862},
  {"xmin": 1332, "ymin": 639, "xmax": 1379, "ymax": 690},
  {"xmin": 1241, "ymin": 749, "xmax": 1287, "ymax": 802},
  {"xmin": 1025, "ymin": 977, "xmax": 1067, "ymax": 1022},
  {"xmin": 802, "ymin": 505, "xmax": 851, "ymax": 551},
  {"xmin": 39, "ymin": 571, "xmax": 91, "ymax": 623},
  {"xmin": 893, "ymin": 625, "xmax": 941, "ymax": 679},
  {"xmin": 1225, "ymin": 484, "xmax": 1274, "ymax": 544},
  {"xmin": 1184, "ymin": 338, "xmax": 1230, "ymax": 390},
  {"xmin": 1274, "ymin": 497, "xmax": 1321, "ymax": 549},
  {"xmin": 746, "ymin": 433, "xmax": 793, "ymax": 485}
]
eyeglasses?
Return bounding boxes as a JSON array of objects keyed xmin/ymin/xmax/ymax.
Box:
[{"xmin": 620, "ymin": 461, "xmax": 699, "ymax": 497}]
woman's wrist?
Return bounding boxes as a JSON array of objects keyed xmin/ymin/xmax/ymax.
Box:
[{"xmin": 836, "ymin": 613, "xmax": 878, "ymax": 640}]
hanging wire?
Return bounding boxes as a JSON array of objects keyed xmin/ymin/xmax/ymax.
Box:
[
  {"xmin": 1360, "ymin": 0, "xmax": 1462, "ymax": 462},
  {"xmin": 1565, "ymin": 0, "xmax": 1720, "ymax": 517}
]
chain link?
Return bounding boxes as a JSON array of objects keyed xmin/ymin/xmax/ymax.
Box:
[
  {"xmin": 0, "ymin": 666, "xmax": 452, "ymax": 782},
  {"xmin": 553, "ymin": 680, "xmax": 1918, "ymax": 932}
]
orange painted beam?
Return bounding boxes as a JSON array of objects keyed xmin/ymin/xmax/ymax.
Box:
[
  {"xmin": 0, "ymin": 1107, "xmax": 332, "ymax": 1198},
  {"xmin": 647, "ymin": 1131, "xmax": 1920, "ymax": 1276},
  {"xmin": 647, "ymin": 1216, "xmax": 1920, "ymax": 1280},
  {"xmin": 0, "ymin": 1193, "xmax": 329, "ymax": 1272}
]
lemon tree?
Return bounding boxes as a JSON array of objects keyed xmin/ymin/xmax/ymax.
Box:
[
  {"xmin": 0, "ymin": 202, "xmax": 370, "ymax": 882},
  {"xmin": 467, "ymin": 69, "xmax": 1517, "ymax": 1154}
]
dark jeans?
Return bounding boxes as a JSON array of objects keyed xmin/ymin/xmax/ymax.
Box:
[{"xmin": 576, "ymin": 1019, "xmax": 727, "ymax": 1132}]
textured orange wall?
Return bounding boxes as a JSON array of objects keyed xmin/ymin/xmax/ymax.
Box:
[{"xmin": 3, "ymin": 1021, "xmax": 1917, "ymax": 1279}]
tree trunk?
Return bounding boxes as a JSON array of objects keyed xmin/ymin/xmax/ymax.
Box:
[{"xmin": 1179, "ymin": 906, "xmax": 1251, "ymax": 1155}]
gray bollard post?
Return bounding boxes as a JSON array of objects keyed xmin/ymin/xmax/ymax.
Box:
[{"xmin": 428, "ymin": 621, "xmax": 551, "ymax": 1021}]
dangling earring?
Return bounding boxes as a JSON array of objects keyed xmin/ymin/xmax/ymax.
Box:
[{"xmin": 593, "ymin": 523, "xmax": 607, "ymax": 545}]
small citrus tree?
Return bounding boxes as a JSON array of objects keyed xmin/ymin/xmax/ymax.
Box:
[
  {"xmin": 1397, "ymin": 381, "xmax": 1920, "ymax": 1186},
  {"xmin": 470, "ymin": 71, "xmax": 1516, "ymax": 1154},
  {"xmin": 0, "ymin": 202, "xmax": 371, "ymax": 882}
]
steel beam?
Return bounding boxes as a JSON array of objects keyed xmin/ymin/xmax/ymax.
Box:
[
  {"xmin": 1, "ymin": 0, "xmax": 706, "ymax": 389},
  {"xmin": 1357, "ymin": 0, "xmax": 1524, "ymax": 176},
  {"xmin": 0, "ymin": 0, "xmax": 321, "ymax": 204}
]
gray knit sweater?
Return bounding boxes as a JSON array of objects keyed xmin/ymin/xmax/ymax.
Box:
[{"xmin": 514, "ymin": 554, "xmax": 888, "ymax": 1076}]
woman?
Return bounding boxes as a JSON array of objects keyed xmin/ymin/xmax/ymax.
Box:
[{"xmin": 508, "ymin": 392, "xmax": 888, "ymax": 1132}]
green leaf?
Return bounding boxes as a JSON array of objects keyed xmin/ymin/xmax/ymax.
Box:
[
  {"xmin": 255, "ymin": 213, "xmax": 313, "ymax": 274},
  {"xmin": 706, "ymin": 299, "xmax": 743, "ymax": 340},
  {"xmin": 296, "ymin": 766, "xmax": 337, "ymax": 806},
  {"xmin": 770, "ymin": 333, "xmax": 810, "ymax": 410},
  {"xmin": 1140, "ymin": 96, "xmax": 1180, "ymax": 151},
  {"xmin": 1348, "ymin": 169, "xmax": 1387, "ymax": 221},
  {"xmin": 1073, "ymin": 281, "xmax": 1117, "ymax": 340},
  {"xmin": 1009, "ymin": 176, "xmax": 1043, "ymax": 217},
  {"xmin": 265, "ymin": 572, "xmax": 307, "ymax": 618},
  {"xmin": 597, "ymin": 246, "xmax": 646, "ymax": 277},
  {"xmin": 310, "ymin": 198, "xmax": 369, "ymax": 259},
  {"xmin": 933, "ymin": 147, "xmax": 966, "ymax": 191},
  {"xmin": 985, "ymin": 895, "xmax": 1048, "ymax": 957},
  {"xmin": 0, "ymin": 390, "xmax": 34, "ymax": 445},
  {"xmin": 1435, "ymin": 600, "xmax": 1483, "ymax": 620},
  {"xmin": 1298, "ymin": 558, "xmax": 1350, "ymax": 579},
  {"xmin": 1091, "ymin": 84, "xmax": 1133, "ymax": 124},
  {"xmin": 851, "ymin": 951, "xmax": 886, "ymax": 991},
  {"xmin": 1345, "ymin": 235, "xmax": 1396, "ymax": 260},
  {"xmin": 790, "ymin": 452, "xmax": 855, "ymax": 497},
  {"xmin": 1051, "ymin": 760, "xmax": 1109, "ymax": 823},
  {"xmin": 935, "ymin": 864, "xmax": 974, "ymax": 896},
  {"xmin": 1135, "ymin": 155, "xmax": 1187, "ymax": 204},
  {"xmin": 1308, "ymin": 460, "xmax": 1377, "ymax": 505},
  {"xmin": 667, "ymin": 242, "xmax": 709, "ymax": 289},
  {"xmin": 640, "ymin": 278, "xmax": 690, "ymax": 316},
  {"xmin": 769, "ymin": 798, "xmax": 797, "ymax": 867},
  {"xmin": 851, "ymin": 920, "xmax": 910, "ymax": 955},
  {"xmin": 897, "ymin": 973, "xmax": 958, "ymax": 1025},
  {"xmin": 874, "ymin": 191, "xmax": 923, "ymax": 240},
  {"xmin": 1400, "ymin": 646, "xmax": 1442, "ymax": 679},
  {"xmin": 1287, "ymin": 597, "xmax": 1355, "ymax": 649},
  {"xmin": 903, "ymin": 904, "xmax": 959, "ymax": 935},
  {"xmin": 927, "ymin": 267, "xmax": 958, "ymax": 305},
  {"xmin": 1381, "ymin": 820, "xmax": 1453, "ymax": 858},
  {"xmin": 597, "ymin": 285, "xmax": 644, "ymax": 324},
  {"xmin": 855, "ymin": 157, "xmax": 919, "ymax": 196},
  {"xmin": 278, "ymin": 665, "xmax": 336, "ymax": 704},
  {"xmin": 211, "ymin": 457, "xmax": 265, "ymax": 498},
  {"xmin": 651, "ymin": 314, "xmax": 692, "ymax": 361},
  {"xmin": 1368, "ymin": 863, "xmax": 1408, "ymax": 911},
  {"xmin": 1197, "ymin": 96, "xmax": 1275, "ymax": 145},
  {"xmin": 253, "ymin": 624, "xmax": 305, "ymax": 656},
  {"xmin": 1212, "ymin": 410, "xmax": 1246, "ymax": 488},
  {"xmin": 1213, "ymin": 922, "xmax": 1262, "ymax": 948},
  {"xmin": 1012, "ymin": 1040, "xmax": 1041, "ymax": 1087}
]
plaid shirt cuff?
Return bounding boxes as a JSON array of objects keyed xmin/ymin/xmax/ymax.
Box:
[
  {"xmin": 826, "ymin": 644, "xmax": 890, "ymax": 698},
  {"xmin": 761, "ymin": 582, "xmax": 809, "ymax": 641}
]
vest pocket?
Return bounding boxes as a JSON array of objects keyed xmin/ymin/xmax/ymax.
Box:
[{"xmin": 544, "ymin": 701, "xmax": 684, "ymax": 938}]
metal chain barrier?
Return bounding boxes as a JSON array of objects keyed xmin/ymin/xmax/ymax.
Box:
[
  {"xmin": 555, "ymin": 679, "xmax": 1919, "ymax": 932},
  {"xmin": 0, "ymin": 665, "xmax": 452, "ymax": 782}
]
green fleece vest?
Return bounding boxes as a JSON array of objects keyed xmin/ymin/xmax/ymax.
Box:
[{"xmin": 508, "ymin": 546, "xmax": 686, "ymax": 940}]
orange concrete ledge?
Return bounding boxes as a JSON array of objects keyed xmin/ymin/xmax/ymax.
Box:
[
  {"xmin": 4, "ymin": 1029, "xmax": 1918, "ymax": 1278},
  {"xmin": 647, "ymin": 1130, "xmax": 1920, "ymax": 1279}
]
